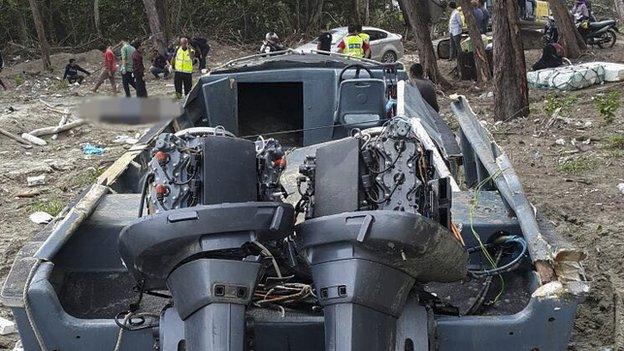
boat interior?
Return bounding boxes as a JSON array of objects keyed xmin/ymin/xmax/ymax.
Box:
[{"xmin": 1, "ymin": 53, "xmax": 582, "ymax": 351}]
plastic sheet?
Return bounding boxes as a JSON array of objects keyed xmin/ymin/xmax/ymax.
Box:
[{"xmin": 527, "ymin": 61, "xmax": 624, "ymax": 91}]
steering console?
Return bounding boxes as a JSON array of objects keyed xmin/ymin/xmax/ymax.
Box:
[{"xmin": 338, "ymin": 64, "xmax": 374, "ymax": 83}]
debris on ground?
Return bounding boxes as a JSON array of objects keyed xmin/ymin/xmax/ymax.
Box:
[
  {"xmin": 0, "ymin": 317, "xmax": 16, "ymax": 335},
  {"xmin": 12, "ymin": 340, "xmax": 23, "ymax": 351},
  {"xmin": 113, "ymin": 134, "xmax": 138, "ymax": 145},
  {"xmin": 82, "ymin": 143, "xmax": 105, "ymax": 155},
  {"xmin": 618, "ymin": 183, "xmax": 624, "ymax": 195},
  {"xmin": 15, "ymin": 189, "xmax": 41, "ymax": 198},
  {"xmin": 0, "ymin": 127, "xmax": 32, "ymax": 148},
  {"xmin": 19, "ymin": 133, "xmax": 46, "ymax": 146},
  {"xmin": 29, "ymin": 211, "xmax": 53, "ymax": 224},
  {"xmin": 26, "ymin": 175, "xmax": 46, "ymax": 187}
]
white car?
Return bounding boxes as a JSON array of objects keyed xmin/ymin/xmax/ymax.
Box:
[{"xmin": 296, "ymin": 26, "xmax": 404, "ymax": 63}]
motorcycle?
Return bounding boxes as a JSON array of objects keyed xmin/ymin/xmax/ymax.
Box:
[
  {"xmin": 579, "ymin": 17, "xmax": 619, "ymax": 48},
  {"xmin": 544, "ymin": 15, "xmax": 619, "ymax": 49}
]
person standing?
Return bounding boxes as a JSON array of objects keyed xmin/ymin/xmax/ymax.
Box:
[
  {"xmin": 356, "ymin": 24, "xmax": 372, "ymax": 59},
  {"xmin": 316, "ymin": 31, "xmax": 332, "ymax": 53},
  {"xmin": 337, "ymin": 25, "xmax": 369, "ymax": 58},
  {"xmin": 517, "ymin": 0, "xmax": 526, "ymax": 19},
  {"xmin": 572, "ymin": 0, "xmax": 590, "ymax": 21},
  {"xmin": 478, "ymin": 0, "xmax": 490, "ymax": 34},
  {"xmin": 63, "ymin": 59, "xmax": 91, "ymax": 84},
  {"xmin": 448, "ymin": 2, "xmax": 463, "ymax": 61},
  {"xmin": 172, "ymin": 37, "xmax": 195, "ymax": 99},
  {"xmin": 471, "ymin": 1, "xmax": 484, "ymax": 33},
  {"xmin": 190, "ymin": 36, "xmax": 210, "ymax": 71},
  {"xmin": 408, "ymin": 63, "xmax": 439, "ymax": 113},
  {"xmin": 0, "ymin": 48, "xmax": 7, "ymax": 90},
  {"xmin": 120, "ymin": 38, "xmax": 137, "ymax": 97},
  {"xmin": 132, "ymin": 40, "xmax": 147, "ymax": 98},
  {"xmin": 92, "ymin": 44, "xmax": 118, "ymax": 94}
]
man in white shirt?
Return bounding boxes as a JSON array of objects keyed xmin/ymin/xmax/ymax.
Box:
[{"xmin": 448, "ymin": 1, "xmax": 463, "ymax": 60}]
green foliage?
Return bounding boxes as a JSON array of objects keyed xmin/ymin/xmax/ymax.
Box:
[
  {"xmin": 603, "ymin": 134, "xmax": 624, "ymax": 150},
  {"xmin": 1, "ymin": 0, "xmax": 404, "ymax": 51},
  {"xmin": 595, "ymin": 91, "xmax": 621, "ymax": 124},
  {"xmin": 57, "ymin": 79, "xmax": 69, "ymax": 90},
  {"xmin": 72, "ymin": 167, "xmax": 104, "ymax": 188},
  {"xmin": 29, "ymin": 197, "xmax": 64, "ymax": 217},
  {"xmin": 13, "ymin": 75, "xmax": 23, "ymax": 86},
  {"xmin": 545, "ymin": 93, "xmax": 577, "ymax": 115},
  {"xmin": 555, "ymin": 157, "xmax": 596, "ymax": 175}
]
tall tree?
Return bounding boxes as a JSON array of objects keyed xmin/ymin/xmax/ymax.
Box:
[
  {"xmin": 94, "ymin": 0, "xmax": 102, "ymax": 38},
  {"xmin": 615, "ymin": 0, "xmax": 624, "ymax": 25},
  {"xmin": 458, "ymin": 0, "xmax": 491, "ymax": 84},
  {"xmin": 28, "ymin": 0, "xmax": 51, "ymax": 71},
  {"xmin": 398, "ymin": 0, "xmax": 450, "ymax": 89},
  {"xmin": 492, "ymin": 0, "xmax": 529, "ymax": 120},
  {"xmin": 546, "ymin": 0, "xmax": 586, "ymax": 58},
  {"xmin": 143, "ymin": 0, "xmax": 167, "ymax": 54}
]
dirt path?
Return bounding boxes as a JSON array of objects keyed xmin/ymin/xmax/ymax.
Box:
[{"xmin": 0, "ymin": 43, "xmax": 622, "ymax": 350}]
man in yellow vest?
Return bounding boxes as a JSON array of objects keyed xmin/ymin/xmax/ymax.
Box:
[
  {"xmin": 337, "ymin": 25, "xmax": 370, "ymax": 59},
  {"xmin": 356, "ymin": 24, "xmax": 372, "ymax": 59},
  {"xmin": 171, "ymin": 37, "xmax": 195, "ymax": 99}
]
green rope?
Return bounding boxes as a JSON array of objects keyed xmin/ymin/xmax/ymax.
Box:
[{"xmin": 468, "ymin": 168, "xmax": 507, "ymax": 304}]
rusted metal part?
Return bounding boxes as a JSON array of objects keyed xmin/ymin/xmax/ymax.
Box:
[
  {"xmin": 34, "ymin": 184, "xmax": 109, "ymax": 261},
  {"xmin": 450, "ymin": 95, "xmax": 586, "ymax": 286}
]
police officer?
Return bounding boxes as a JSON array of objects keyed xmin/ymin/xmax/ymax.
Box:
[
  {"xmin": 356, "ymin": 24, "xmax": 372, "ymax": 59},
  {"xmin": 337, "ymin": 25, "xmax": 370, "ymax": 58},
  {"xmin": 172, "ymin": 37, "xmax": 195, "ymax": 99}
]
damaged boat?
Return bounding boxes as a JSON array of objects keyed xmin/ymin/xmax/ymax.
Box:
[{"xmin": 2, "ymin": 51, "xmax": 588, "ymax": 351}]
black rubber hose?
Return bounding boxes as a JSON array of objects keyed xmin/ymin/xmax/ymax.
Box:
[
  {"xmin": 468, "ymin": 236, "xmax": 528, "ymax": 277},
  {"xmin": 138, "ymin": 173, "xmax": 154, "ymax": 218}
]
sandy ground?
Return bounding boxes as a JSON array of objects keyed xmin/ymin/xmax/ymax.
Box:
[{"xmin": 0, "ymin": 41, "xmax": 622, "ymax": 350}]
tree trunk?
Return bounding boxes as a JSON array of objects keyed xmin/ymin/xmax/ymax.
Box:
[
  {"xmin": 615, "ymin": 0, "xmax": 624, "ymax": 24},
  {"xmin": 398, "ymin": 0, "xmax": 451, "ymax": 89},
  {"xmin": 354, "ymin": 0, "xmax": 362, "ymax": 24},
  {"xmin": 547, "ymin": 0, "xmax": 586, "ymax": 58},
  {"xmin": 28, "ymin": 0, "xmax": 51, "ymax": 71},
  {"xmin": 458, "ymin": 0, "xmax": 491, "ymax": 84},
  {"xmin": 142, "ymin": 0, "xmax": 167, "ymax": 54},
  {"xmin": 492, "ymin": 0, "xmax": 529, "ymax": 120},
  {"xmin": 308, "ymin": 0, "xmax": 325, "ymax": 33},
  {"xmin": 94, "ymin": 0, "xmax": 102, "ymax": 37}
]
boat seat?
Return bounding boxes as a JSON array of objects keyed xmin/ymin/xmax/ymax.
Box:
[
  {"xmin": 334, "ymin": 78, "xmax": 386, "ymax": 129},
  {"xmin": 589, "ymin": 20, "xmax": 615, "ymax": 29}
]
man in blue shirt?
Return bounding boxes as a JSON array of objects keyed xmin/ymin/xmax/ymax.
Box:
[
  {"xmin": 448, "ymin": 2, "xmax": 463, "ymax": 60},
  {"xmin": 471, "ymin": 2, "xmax": 484, "ymax": 34}
]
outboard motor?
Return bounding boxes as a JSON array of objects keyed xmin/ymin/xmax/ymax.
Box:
[
  {"xmin": 119, "ymin": 130, "xmax": 293, "ymax": 351},
  {"xmin": 296, "ymin": 118, "xmax": 468, "ymax": 351}
]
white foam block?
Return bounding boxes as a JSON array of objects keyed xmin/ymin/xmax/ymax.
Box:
[
  {"xmin": 0, "ymin": 316, "xmax": 16, "ymax": 335},
  {"xmin": 581, "ymin": 62, "xmax": 624, "ymax": 82}
]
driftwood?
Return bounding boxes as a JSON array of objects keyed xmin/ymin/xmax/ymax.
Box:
[
  {"xmin": 39, "ymin": 99, "xmax": 71, "ymax": 115},
  {"xmin": 51, "ymin": 115, "xmax": 68, "ymax": 140},
  {"xmin": 29, "ymin": 119, "xmax": 85, "ymax": 137},
  {"xmin": 21, "ymin": 133, "xmax": 47, "ymax": 146},
  {"xmin": 0, "ymin": 127, "xmax": 33, "ymax": 146}
]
